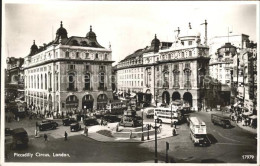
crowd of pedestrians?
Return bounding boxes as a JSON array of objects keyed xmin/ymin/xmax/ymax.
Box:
[{"xmin": 230, "ymin": 107, "xmax": 257, "ymax": 129}]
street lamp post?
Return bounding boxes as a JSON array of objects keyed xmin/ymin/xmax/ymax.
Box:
[
  {"xmin": 141, "ymin": 108, "xmax": 144, "ymax": 141},
  {"xmin": 151, "ymin": 118, "xmax": 162, "ymax": 163},
  {"xmin": 146, "ymin": 124, "xmax": 150, "ymax": 140},
  {"xmin": 170, "ymin": 102, "xmax": 173, "ymax": 127}
]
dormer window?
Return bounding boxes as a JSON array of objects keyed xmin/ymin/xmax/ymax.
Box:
[
  {"xmin": 188, "ymin": 41, "xmax": 193, "ymax": 45},
  {"xmin": 189, "ymin": 51, "xmax": 192, "ymax": 56},
  {"xmin": 85, "ymin": 53, "xmax": 89, "ymax": 59},
  {"xmin": 66, "ymin": 52, "xmax": 69, "ymax": 58},
  {"xmin": 76, "ymin": 52, "xmax": 79, "ymax": 58}
]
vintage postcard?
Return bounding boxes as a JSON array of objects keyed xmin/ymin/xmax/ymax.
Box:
[{"xmin": 1, "ymin": 1, "xmax": 259, "ymax": 165}]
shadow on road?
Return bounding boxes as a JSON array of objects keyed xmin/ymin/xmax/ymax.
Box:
[
  {"xmin": 201, "ymin": 158, "xmax": 225, "ymax": 163},
  {"xmin": 207, "ymin": 133, "xmax": 218, "ymax": 144}
]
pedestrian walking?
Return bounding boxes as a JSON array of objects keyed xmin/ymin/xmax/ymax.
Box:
[
  {"xmin": 64, "ymin": 131, "xmax": 68, "ymax": 141},
  {"xmin": 44, "ymin": 134, "xmax": 48, "ymax": 141},
  {"xmin": 129, "ymin": 130, "xmax": 132, "ymax": 139},
  {"xmin": 100, "ymin": 118, "xmax": 103, "ymax": 126},
  {"xmin": 174, "ymin": 121, "xmax": 177, "ymax": 129},
  {"xmin": 116, "ymin": 123, "xmax": 119, "ymax": 132},
  {"xmin": 172, "ymin": 128, "xmax": 177, "ymax": 136}
]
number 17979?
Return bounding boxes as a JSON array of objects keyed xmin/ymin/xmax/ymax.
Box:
[{"xmin": 242, "ymin": 155, "xmax": 254, "ymax": 159}]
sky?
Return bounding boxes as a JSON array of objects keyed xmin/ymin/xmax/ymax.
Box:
[{"xmin": 3, "ymin": 2, "xmax": 257, "ymax": 66}]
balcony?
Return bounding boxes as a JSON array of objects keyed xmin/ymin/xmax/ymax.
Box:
[
  {"xmin": 173, "ymin": 84, "xmax": 180, "ymax": 89},
  {"xmin": 146, "ymin": 84, "xmax": 151, "ymax": 88},
  {"xmin": 99, "ymin": 68, "xmax": 106, "ymax": 72},
  {"xmin": 184, "ymin": 82, "xmax": 192, "ymax": 89},
  {"xmin": 162, "ymin": 82, "xmax": 169, "ymax": 88},
  {"xmin": 98, "ymin": 86, "xmax": 107, "ymax": 91},
  {"xmin": 67, "ymin": 87, "xmax": 78, "ymax": 91},
  {"xmin": 83, "ymin": 87, "xmax": 93, "ymax": 91}
]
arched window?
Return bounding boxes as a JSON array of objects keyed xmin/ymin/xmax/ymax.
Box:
[
  {"xmin": 45, "ymin": 74, "xmax": 47, "ymax": 90},
  {"xmin": 84, "ymin": 73, "xmax": 91, "ymax": 90},
  {"xmin": 31, "ymin": 75, "xmax": 33, "ymax": 88},
  {"xmin": 95, "ymin": 53, "xmax": 99, "ymax": 59},
  {"xmin": 34, "ymin": 75, "xmax": 36, "ymax": 88},
  {"xmin": 41, "ymin": 74, "xmax": 43, "ymax": 89},
  {"xmin": 68, "ymin": 73, "xmax": 75, "ymax": 90},
  {"xmin": 49, "ymin": 73, "xmax": 52, "ymax": 90},
  {"xmin": 56, "ymin": 74, "xmax": 59, "ymax": 91},
  {"xmin": 66, "ymin": 52, "xmax": 69, "ymax": 58},
  {"xmin": 99, "ymin": 72, "xmax": 105, "ymax": 89}
]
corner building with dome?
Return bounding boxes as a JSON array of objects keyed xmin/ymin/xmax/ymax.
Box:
[
  {"xmin": 23, "ymin": 22, "xmax": 114, "ymax": 114},
  {"xmin": 116, "ymin": 23, "xmax": 211, "ymax": 111}
]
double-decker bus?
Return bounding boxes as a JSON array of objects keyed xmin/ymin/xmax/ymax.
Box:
[
  {"xmin": 154, "ymin": 107, "xmax": 179, "ymax": 124},
  {"xmin": 106, "ymin": 100, "xmax": 127, "ymax": 114},
  {"xmin": 189, "ymin": 117, "xmax": 209, "ymax": 146}
]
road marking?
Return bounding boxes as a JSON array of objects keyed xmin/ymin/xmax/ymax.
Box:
[{"xmin": 218, "ymin": 132, "xmax": 241, "ymax": 143}]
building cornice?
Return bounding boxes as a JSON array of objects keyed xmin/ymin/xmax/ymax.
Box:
[{"xmin": 24, "ymin": 58, "xmax": 115, "ymax": 70}]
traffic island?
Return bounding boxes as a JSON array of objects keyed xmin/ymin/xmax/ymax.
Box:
[{"xmin": 86, "ymin": 122, "xmax": 175, "ymax": 143}]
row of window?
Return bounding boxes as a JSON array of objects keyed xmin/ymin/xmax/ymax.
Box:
[
  {"xmin": 65, "ymin": 51, "xmax": 108, "ymax": 60},
  {"xmin": 119, "ymin": 81, "xmax": 143, "ymax": 87},
  {"xmin": 161, "ymin": 51, "xmax": 193, "ymax": 60},
  {"xmin": 118, "ymin": 68, "xmax": 144, "ymax": 74},
  {"xmin": 67, "ymin": 64, "xmax": 106, "ymax": 71},
  {"xmin": 119, "ymin": 73, "xmax": 144, "ymax": 80}
]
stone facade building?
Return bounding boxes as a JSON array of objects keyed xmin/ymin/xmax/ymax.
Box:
[
  {"xmin": 23, "ymin": 22, "xmax": 114, "ymax": 115},
  {"xmin": 116, "ymin": 23, "xmax": 210, "ymax": 111},
  {"xmin": 5, "ymin": 57, "xmax": 25, "ymax": 102}
]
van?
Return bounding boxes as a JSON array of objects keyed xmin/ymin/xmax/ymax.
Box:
[
  {"xmin": 11, "ymin": 128, "xmax": 29, "ymax": 149},
  {"xmin": 211, "ymin": 114, "xmax": 231, "ymax": 128}
]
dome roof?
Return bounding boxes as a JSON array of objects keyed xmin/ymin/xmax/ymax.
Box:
[
  {"xmin": 151, "ymin": 34, "xmax": 160, "ymax": 45},
  {"xmin": 86, "ymin": 25, "xmax": 97, "ymax": 40},
  {"xmin": 217, "ymin": 42, "xmax": 237, "ymax": 56},
  {"xmin": 29, "ymin": 40, "xmax": 38, "ymax": 56},
  {"xmin": 30, "ymin": 40, "xmax": 38, "ymax": 50},
  {"xmin": 56, "ymin": 21, "xmax": 68, "ymax": 39}
]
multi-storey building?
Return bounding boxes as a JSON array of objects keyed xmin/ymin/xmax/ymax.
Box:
[
  {"xmin": 209, "ymin": 34, "xmax": 250, "ymax": 56},
  {"xmin": 156, "ymin": 27, "xmax": 210, "ymax": 111},
  {"xmin": 23, "ymin": 22, "xmax": 114, "ymax": 115},
  {"xmin": 116, "ymin": 35, "xmax": 172, "ymax": 106},
  {"xmin": 236, "ymin": 41, "xmax": 257, "ymax": 113},
  {"xmin": 116, "ymin": 23, "xmax": 210, "ymax": 111},
  {"xmin": 209, "ymin": 43, "xmax": 237, "ymax": 106},
  {"xmin": 5, "ymin": 57, "xmax": 25, "ymax": 102}
]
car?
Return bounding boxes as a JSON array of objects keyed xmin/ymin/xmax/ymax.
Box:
[
  {"xmin": 84, "ymin": 117, "xmax": 99, "ymax": 126},
  {"xmin": 70, "ymin": 122, "xmax": 81, "ymax": 132},
  {"xmin": 10, "ymin": 128, "xmax": 29, "ymax": 149},
  {"xmin": 62, "ymin": 118, "xmax": 77, "ymax": 126},
  {"xmin": 5, "ymin": 128, "xmax": 13, "ymax": 136},
  {"xmin": 38, "ymin": 120, "xmax": 58, "ymax": 131},
  {"xmin": 103, "ymin": 115, "xmax": 121, "ymax": 123},
  {"xmin": 144, "ymin": 108, "xmax": 154, "ymax": 118},
  {"xmin": 119, "ymin": 116, "xmax": 142, "ymax": 127}
]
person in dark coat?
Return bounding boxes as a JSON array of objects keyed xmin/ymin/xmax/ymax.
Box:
[
  {"xmin": 174, "ymin": 121, "xmax": 177, "ymax": 129},
  {"xmin": 64, "ymin": 131, "xmax": 68, "ymax": 141},
  {"xmin": 44, "ymin": 134, "xmax": 48, "ymax": 141}
]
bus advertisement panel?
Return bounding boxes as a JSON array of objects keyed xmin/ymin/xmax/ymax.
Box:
[{"xmin": 154, "ymin": 107, "xmax": 179, "ymax": 124}]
